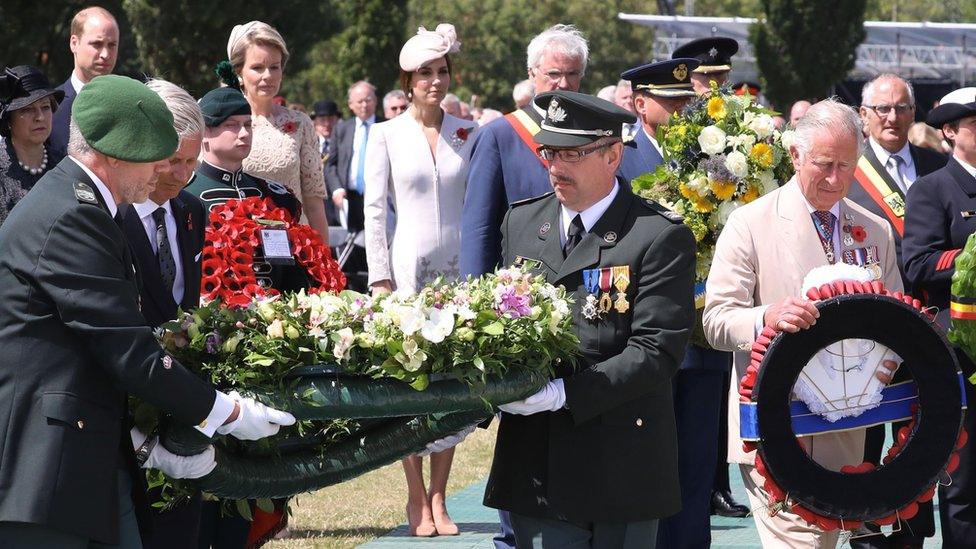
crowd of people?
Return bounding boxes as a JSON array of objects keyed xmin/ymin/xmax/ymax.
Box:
[{"xmin": 1, "ymin": 4, "xmax": 976, "ymax": 549}]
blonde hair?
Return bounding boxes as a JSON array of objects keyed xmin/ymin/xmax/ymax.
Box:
[{"xmin": 228, "ymin": 21, "xmax": 290, "ymax": 76}]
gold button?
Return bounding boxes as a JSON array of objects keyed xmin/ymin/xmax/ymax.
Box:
[
  {"xmin": 635, "ymin": 418, "xmax": 643, "ymax": 427},
  {"xmin": 198, "ymin": 419, "xmax": 207, "ymax": 428},
  {"xmin": 77, "ymin": 420, "xmax": 85, "ymax": 429}
]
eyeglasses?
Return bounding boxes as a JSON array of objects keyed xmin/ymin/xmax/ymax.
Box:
[
  {"xmin": 535, "ymin": 68, "xmax": 583, "ymax": 83},
  {"xmin": 864, "ymin": 103, "xmax": 915, "ymax": 116},
  {"xmin": 538, "ymin": 143, "xmax": 611, "ymax": 163}
]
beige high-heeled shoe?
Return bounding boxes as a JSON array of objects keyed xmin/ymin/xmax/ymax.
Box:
[{"xmin": 406, "ymin": 505, "xmax": 437, "ymax": 537}]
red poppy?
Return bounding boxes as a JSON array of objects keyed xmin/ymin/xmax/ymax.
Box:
[
  {"xmin": 201, "ymin": 275, "xmax": 222, "ymax": 296},
  {"xmin": 456, "ymin": 127, "xmax": 469, "ymax": 141},
  {"xmin": 851, "ymin": 225, "xmax": 867, "ymax": 243},
  {"xmin": 281, "ymin": 121, "xmax": 298, "ymax": 134}
]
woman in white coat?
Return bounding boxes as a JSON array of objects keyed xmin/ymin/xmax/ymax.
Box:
[{"xmin": 363, "ymin": 24, "xmax": 477, "ymax": 537}]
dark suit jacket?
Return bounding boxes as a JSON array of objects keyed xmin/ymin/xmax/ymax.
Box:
[
  {"xmin": 846, "ymin": 141, "xmax": 947, "ymax": 288},
  {"xmin": 484, "ymin": 182, "xmax": 695, "ymax": 522},
  {"xmin": 459, "ymin": 107, "xmax": 552, "ymax": 278},
  {"xmin": 49, "ymin": 78, "xmax": 77, "ymax": 156},
  {"xmin": 324, "ymin": 115, "xmax": 384, "ymax": 232},
  {"xmin": 122, "ymin": 191, "xmax": 206, "ymax": 328},
  {"xmin": 903, "ymin": 158, "xmax": 976, "ymax": 326},
  {"xmin": 0, "ymin": 158, "xmax": 217, "ymax": 543},
  {"xmin": 617, "ymin": 126, "xmax": 664, "ymax": 183}
]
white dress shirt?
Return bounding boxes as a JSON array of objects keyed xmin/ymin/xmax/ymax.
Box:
[
  {"xmin": 133, "ymin": 199, "xmax": 185, "ymax": 305},
  {"xmin": 644, "ymin": 126, "xmax": 663, "ymax": 156},
  {"xmin": 559, "ymin": 181, "xmax": 620, "ymax": 246},
  {"xmin": 956, "ymin": 155, "xmax": 976, "ymax": 179},
  {"xmin": 347, "ymin": 115, "xmax": 377, "ymax": 186},
  {"xmin": 70, "ymin": 72, "xmax": 86, "ymax": 94},
  {"xmin": 868, "ymin": 137, "xmax": 917, "ymax": 193}
]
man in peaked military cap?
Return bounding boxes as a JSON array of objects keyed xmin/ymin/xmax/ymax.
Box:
[
  {"xmin": 0, "ymin": 75, "xmax": 295, "ymax": 547},
  {"xmin": 672, "ymin": 37, "xmax": 739, "ymax": 95},
  {"xmin": 484, "ymin": 90, "xmax": 696, "ymax": 548},
  {"xmin": 617, "ymin": 58, "xmax": 699, "ymax": 183}
]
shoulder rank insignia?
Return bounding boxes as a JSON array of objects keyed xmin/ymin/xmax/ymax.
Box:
[
  {"xmin": 73, "ymin": 181, "xmax": 98, "ymax": 204},
  {"xmin": 644, "ymin": 199, "xmax": 684, "ymax": 223}
]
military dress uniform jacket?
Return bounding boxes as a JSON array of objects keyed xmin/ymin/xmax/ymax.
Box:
[
  {"xmin": 903, "ymin": 157, "xmax": 976, "ymax": 323},
  {"xmin": 845, "ymin": 142, "xmax": 947, "ymax": 289},
  {"xmin": 484, "ymin": 181, "xmax": 696, "ymax": 523},
  {"xmin": 616, "ymin": 126, "xmax": 664, "ymax": 183},
  {"xmin": 122, "ymin": 190, "xmax": 206, "ymax": 328},
  {"xmin": 0, "ymin": 158, "xmax": 218, "ymax": 543},
  {"xmin": 460, "ymin": 107, "xmax": 552, "ymax": 278}
]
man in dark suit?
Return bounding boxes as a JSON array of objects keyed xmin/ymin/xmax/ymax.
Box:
[
  {"xmin": 325, "ymin": 81, "xmax": 384, "ymax": 233},
  {"xmin": 903, "ymin": 87, "xmax": 976, "ymax": 549},
  {"xmin": 0, "ymin": 75, "xmax": 294, "ymax": 547},
  {"xmin": 49, "ymin": 6, "xmax": 119, "ymax": 155},
  {"xmin": 617, "ymin": 59, "xmax": 699, "ymax": 183},
  {"xmin": 486, "ymin": 90, "xmax": 695, "ymax": 549},
  {"xmin": 846, "ymin": 75, "xmax": 948, "ymax": 549}
]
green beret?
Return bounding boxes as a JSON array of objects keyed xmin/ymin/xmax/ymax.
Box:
[
  {"xmin": 199, "ymin": 87, "xmax": 251, "ymax": 127},
  {"xmin": 71, "ymin": 75, "xmax": 178, "ymax": 162}
]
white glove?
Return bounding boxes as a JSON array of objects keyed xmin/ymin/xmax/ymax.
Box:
[
  {"xmin": 418, "ymin": 423, "xmax": 477, "ymax": 457},
  {"xmin": 130, "ymin": 427, "xmax": 216, "ymax": 479},
  {"xmin": 216, "ymin": 390, "xmax": 297, "ymax": 441},
  {"xmin": 498, "ymin": 379, "xmax": 566, "ymax": 416}
]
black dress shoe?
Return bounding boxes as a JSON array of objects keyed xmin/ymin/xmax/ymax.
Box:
[{"xmin": 711, "ymin": 489, "xmax": 750, "ymax": 518}]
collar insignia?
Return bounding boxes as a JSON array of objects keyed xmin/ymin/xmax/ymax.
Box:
[{"xmin": 73, "ymin": 181, "xmax": 97, "ymax": 204}]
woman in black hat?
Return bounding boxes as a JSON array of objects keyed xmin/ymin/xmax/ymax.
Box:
[{"xmin": 0, "ymin": 65, "xmax": 65, "ymax": 225}]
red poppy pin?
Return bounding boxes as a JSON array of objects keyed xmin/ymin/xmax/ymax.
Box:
[
  {"xmin": 450, "ymin": 127, "xmax": 472, "ymax": 149},
  {"xmin": 456, "ymin": 127, "xmax": 469, "ymax": 141},
  {"xmin": 851, "ymin": 225, "xmax": 867, "ymax": 243},
  {"xmin": 281, "ymin": 121, "xmax": 298, "ymax": 134}
]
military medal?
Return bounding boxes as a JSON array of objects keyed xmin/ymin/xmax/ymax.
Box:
[
  {"xmin": 582, "ymin": 269, "xmax": 601, "ymax": 320},
  {"xmin": 612, "ymin": 266, "xmax": 631, "ymax": 313},
  {"xmin": 598, "ymin": 268, "xmax": 613, "ymax": 314}
]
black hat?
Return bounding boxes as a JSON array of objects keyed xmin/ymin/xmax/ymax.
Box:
[
  {"xmin": 533, "ymin": 90, "xmax": 637, "ymax": 148},
  {"xmin": 312, "ymin": 99, "xmax": 339, "ymax": 118},
  {"xmin": 926, "ymin": 87, "xmax": 976, "ymax": 128},
  {"xmin": 199, "ymin": 87, "xmax": 251, "ymax": 127},
  {"xmin": 0, "ymin": 65, "xmax": 64, "ymax": 135},
  {"xmin": 622, "ymin": 59, "xmax": 700, "ymax": 98},
  {"xmin": 672, "ymin": 37, "xmax": 739, "ymax": 75}
]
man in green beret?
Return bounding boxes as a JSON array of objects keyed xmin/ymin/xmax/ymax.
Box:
[
  {"xmin": 484, "ymin": 90, "xmax": 696, "ymax": 548},
  {"xmin": 0, "ymin": 74, "xmax": 295, "ymax": 547}
]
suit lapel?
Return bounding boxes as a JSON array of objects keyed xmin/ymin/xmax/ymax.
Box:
[
  {"xmin": 171, "ymin": 196, "xmax": 199, "ymax": 309},
  {"xmin": 777, "ymin": 180, "xmax": 829, "ymax": 277},
  {"xmin": 536, "ymin": 200, "xmax": 565, "ymax": 277},
  {"xmin": 637, "ymin": 129, "xmax": 663, "ymax": 171},
  {"xmin": 122, "ymin": 206, "xmax": 175, "ymax": 314},
  {"xmin": 948, "ymin": 158, "xmax": 976, "ymax": 196}
]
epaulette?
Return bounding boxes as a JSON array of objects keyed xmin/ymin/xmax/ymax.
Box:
[
  {"xmin": 73, "ymin": 181, "xmax": 98, "ymax": 204},
  {"xmin": 641, "ymin": 198, "xmax": 684, "ymax": 223},
  {"xmin": 510, "ymin": 191, "xmax": 554, "ymax": 209}
]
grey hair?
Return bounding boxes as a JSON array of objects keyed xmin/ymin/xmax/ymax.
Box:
[
  {"xmin": 793, "ymin": 98, "xmax": 865, "ymax": 158},
  {"xmin": 861, "ymin": 73, "xmax": 915, "ymax": 107},
  {"xmin": 441, "ymin": 93, "xmax": 460, "ymax": 108},
  {"xmin": 347, "ymin": 80, "xmax": 377, "ymax": 101},
  {"xmin": 145, "ymin": 78, "xmax": 204, "ymax": 140},
  {"xmin": 512, "ymin": 79, "xmax": 535, "ymax": 102},
  {"xmin": 596, "ymin": 85, "xmax": 616, "ymax": 102},
  {"xmin": 526, "ymin": 24, "xmax": 589, "ymax": 74},
  {"xmin": 66, "ymin": 118, "xmax": 95, "ymax": 158},
  {"xmin": 616, "ymin": 79, "xmax": 631, "ymax": 89},
  {"xmin": 382, "ymin": 89, "xmax": 407, "ymax": 110}
]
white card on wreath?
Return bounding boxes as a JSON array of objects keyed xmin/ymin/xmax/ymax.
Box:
[{"xmin": 792, "ymin": 339, "xmax": 896, "ymax": 423}]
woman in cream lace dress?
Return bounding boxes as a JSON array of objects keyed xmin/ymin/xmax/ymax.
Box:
[
  {"xmin": 364, "ymin": 24, "xmax": 477, "ymax": 537},
  {"xmin": 226, "ymin": 21, "xmax": 330, "ymax": 242}
]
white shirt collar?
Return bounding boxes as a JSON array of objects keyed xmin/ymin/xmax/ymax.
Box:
[
  {"xmin": 70, "ymin": 72, "xmax": 86, "ymax": 94},
  {"xmin": 560, "ymin": 181, "xmax": 620, "ymax": 242},
  {"xmin": 868, "ymin": 137, "xmax": 913, "ymax": 169},
  {"xmin": 956, "ymin": 156, "xmax": 976, "ymax": 179},
  {"xmin": 68, "ymin": 156, "xmax": 117, "ymax": 217},
  {"xmin": 357, "ymin": 115, "xmax": 376, "ymax": 127},
  {"xmin": 643, "ymin": 126, "xmax": 663, "ymax": 156},
  {"xmin": 133, "ymin": 198, "xmax": 172, "ymax": 220}
]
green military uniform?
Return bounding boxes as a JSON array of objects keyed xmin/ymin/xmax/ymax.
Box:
[
  {"xmin": 0, "ymin": 76, "xmax": 220, "ymax": 545},
  {"xmin": 484, "ymin": 91, "xmax": 697, "ymax": 548}
]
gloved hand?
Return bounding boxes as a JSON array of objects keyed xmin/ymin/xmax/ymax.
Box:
[
  {"xmin": 418, "ymin": 423, "xmax": 477, "ymax": 457},
  {"xmin": 216, "ymin": 390, "xmax": 297, "ymax": 441},
  {"xmin": 498, "ymin": 379, "xmax": 566, "ymax": 416},
  {"xmin": 130, "ymin": 427, "xmax": 216, "ymax": 479}
]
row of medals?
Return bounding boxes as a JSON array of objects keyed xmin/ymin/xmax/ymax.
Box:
[{"xmin": 582, "ymin": 266, "xmax": 630, "ymax": 320}]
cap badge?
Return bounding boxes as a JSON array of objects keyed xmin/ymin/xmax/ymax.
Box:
[
  {"xmin": 709, "ymin": 46, "xmax": 719, "ymax": 58},
  {"xmin": 547, "ymin": 98, "xmax": 568, "ymax": 123},
  {"xmin": 673, "ymin": 64, "xmax": 688, "ymax": 81}
]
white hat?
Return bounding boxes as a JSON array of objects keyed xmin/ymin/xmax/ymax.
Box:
[
  {"xmin": 227, "ymin": 21, "xmax": 264, "ymax": 59},
  {"xmin": 399, "ymin": 24, "xmax": 460, "ymax": 72}
]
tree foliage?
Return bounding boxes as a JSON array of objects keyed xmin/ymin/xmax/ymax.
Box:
[{"xmin": 749, "ymin": 0, "xmax": 867, "ymax": 109}]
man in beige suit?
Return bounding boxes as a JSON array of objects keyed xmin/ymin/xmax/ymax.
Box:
[{"xmin": 703, "ymin": 99, "xmax": 901, "ymax": 547}]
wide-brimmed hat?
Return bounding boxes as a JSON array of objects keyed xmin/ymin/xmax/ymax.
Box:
[
  {"xmin": 927, "ymin": 87, "xmax": 976, "ymax": 128},
  {"xmin": 0, "ymin": 65, "xmax": 64, "ymax": 121}
]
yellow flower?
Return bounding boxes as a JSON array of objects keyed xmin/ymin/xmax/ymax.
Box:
[
  {"xmin": 710, "ymin": 180, "xmax": 736, "ymax": 201},
  {"xmin": 691, "ymin": 196, "xmax": 715, "ymax": 213},
  {"xmin": 741, "ymin": 185, "xmax": 760, "ymax": 203},
  {"xmin": 707, "ymin": 97, "xmax": 727, "ymax": 121},
  {"xmin": 750, "ymin": 142, "xmax": 774, "ymax": 169},
  {"xmin": 679, "ymin": 182, "xmax": 699, "ymax": 201}
]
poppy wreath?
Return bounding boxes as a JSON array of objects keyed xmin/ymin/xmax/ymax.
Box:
[
  {"xmin": 739, "ymin": 280, "xmax": 967, "ymax": 531},
  {"xmin": 199, "ymin": 197, "xmax": 346, "ymax": 307}
]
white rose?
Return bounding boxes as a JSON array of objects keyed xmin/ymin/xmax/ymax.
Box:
[
  {"xmin": 266, "ymin": 319, "xmax": 284, "ymax": 339},
  {"xmin": 698, "ymin": 125, "xmax": 727, "ymax": 155},
  {"xmin": 686, "ymin": 175, "xmax": 710, "ymax": 194},
  {"xmin": 725, "ymin": 151, "xmax": 749, "ymax": 178},
  {"xmin": 780, "ymin": 129, "xmax": 796, "ymax": 152},
  {"xmin": 332, "ymin": 327, "xmax": 355, "ymax": 360},
  {"xmin": 748, "ymin": 114, "xmax": 776, "ymax": 139}
]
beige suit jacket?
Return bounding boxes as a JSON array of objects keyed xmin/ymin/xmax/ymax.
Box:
[{"xmin": 703, "ymin": 177, "xmax": 902, "ymax": 467}]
